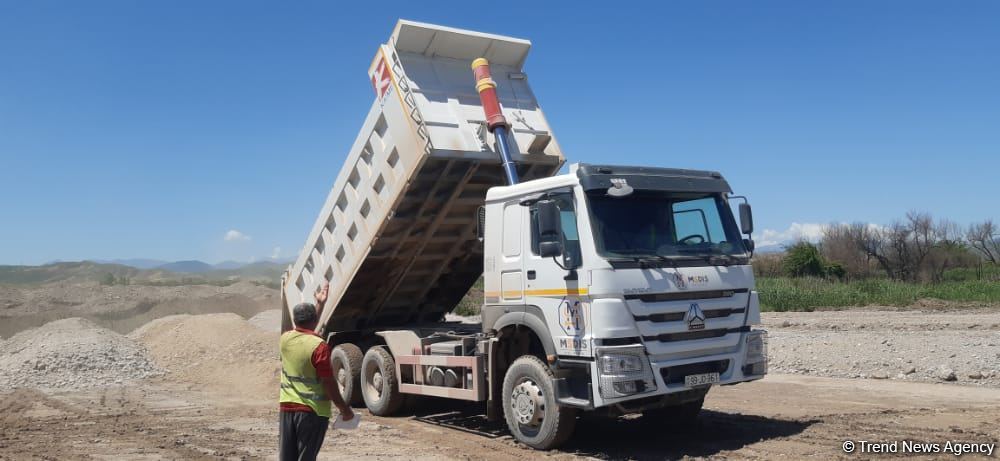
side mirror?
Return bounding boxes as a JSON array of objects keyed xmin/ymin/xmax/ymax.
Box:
[
  {"xmin": 536, "ymin": 199, "xmax": 563, "ymax": 257},
  {"xmin": 739, "ymin": 202, "xmax": 754, "ymax": 235},
  {"xmin": 539, "ymin": 241, "xmax": 563, "ymax": 258},
  {"xmin": 743, "ymin": 238, "xmax": 755, "ymax": 253}
]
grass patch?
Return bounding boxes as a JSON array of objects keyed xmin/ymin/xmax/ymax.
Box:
[
  {"xmin": 757, "ymin": 276, "xmax": 1000, "ymax": 311},
  {"xmin": 940, "ymin": 265, "xmax": 1000, "ymax": 283}
]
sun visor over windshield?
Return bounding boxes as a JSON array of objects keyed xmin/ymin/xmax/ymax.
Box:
[{"xmin": 575, "ymin": 164, "xmax": 732, "ymax": 194}]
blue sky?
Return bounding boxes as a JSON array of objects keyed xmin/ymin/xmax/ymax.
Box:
[{"xmin": 1, "ymin": 1, "xmax": 998, "ymax": 265}]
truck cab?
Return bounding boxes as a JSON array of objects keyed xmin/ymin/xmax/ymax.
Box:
[{"xmin": 482, "ymin": 163, "xmax": 767, "ymax": 414}]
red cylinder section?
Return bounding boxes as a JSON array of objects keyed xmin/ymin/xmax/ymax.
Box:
[{"xmin": 471, "ymin": 58, "xmax": 508, "ymax": 132}]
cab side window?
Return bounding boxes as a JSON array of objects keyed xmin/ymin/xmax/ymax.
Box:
[{"xmin": 529, "ymin": 191, "xmax": 581, "ymax": 268}]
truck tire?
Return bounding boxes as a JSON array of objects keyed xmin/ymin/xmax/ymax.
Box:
[
  {"xmin": 502, "ymin": 356, "xmax": 577, "ymax": 450},
  {"xmin": 361, "ymin": 346, "xmax": 404, "ymax": 416},
  {"xmin": 331, "ymin": 343, "xmax": 364, "ymax": 407},
  {"xmin": 642, "ymin": 396, "xmax": 704, "ymax": 427}
]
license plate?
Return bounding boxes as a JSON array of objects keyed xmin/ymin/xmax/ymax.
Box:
[{"xmin": 684, "ymin": 372, "xmax": 720, "ymax": 387}]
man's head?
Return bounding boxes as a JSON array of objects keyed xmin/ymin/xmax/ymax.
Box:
[{"xmin": 292, "ymin": 302, "xmax": 319, "ymax": 330}]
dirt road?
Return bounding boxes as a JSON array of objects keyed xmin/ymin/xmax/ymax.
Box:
[
  {"xmin": 3, "ymin": 307, "xmax": 999, "ymax": 459},
  {"xmin": 3, "ymin": 373, "xmax": 998, "ymax": 460}
]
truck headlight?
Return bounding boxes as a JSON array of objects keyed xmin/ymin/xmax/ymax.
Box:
[
  {"xmin": 595, "ymin": 346, "xmax": 656, "ymax": 399},
  {"xmin": 743, "ymin": 330, "xmax": 768, "ymax": 376},
  {"xmin": 599, "ymin": 354, "xmax": 643, "ymax": 374}
]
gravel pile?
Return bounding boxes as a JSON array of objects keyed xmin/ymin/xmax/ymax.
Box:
[
  {"xmin": 0, "ymin": 318, "xmax": 161, "ymax": 390},
  {"xmin": 764, "ymin": 310, "xmax": 1000, "ymax": 387}
]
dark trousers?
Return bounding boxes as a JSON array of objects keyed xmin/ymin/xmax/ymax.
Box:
[{"xmin": 279, "ymin": 411, "xmax": 329, "ymax": 461}]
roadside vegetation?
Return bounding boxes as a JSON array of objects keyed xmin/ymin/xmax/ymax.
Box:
[
  {"xmin": 755, "ymin": 214, "xmax": 1000, "ymax": 311},
  {"xmin": 454, "ymin": 277, "xmax": 484, "ymax": 316}
]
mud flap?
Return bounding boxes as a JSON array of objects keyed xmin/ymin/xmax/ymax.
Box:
[{"xmin": 486, "ymin": 338, "xmax": 501, "ymax": 421}]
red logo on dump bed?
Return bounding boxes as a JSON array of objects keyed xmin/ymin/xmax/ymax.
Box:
[{"xmin": 371, "ymin": 56, "xmax": 392, "ymax": 101}]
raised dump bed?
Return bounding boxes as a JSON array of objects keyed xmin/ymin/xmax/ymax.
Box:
[{"xmin": 283, "ymin": 20, "xmax": 564, "ymax": 334}]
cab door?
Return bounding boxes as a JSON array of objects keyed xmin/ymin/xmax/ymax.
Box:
[
  {"xmin": 522, "ymin": 189, "xmax": 589, "ymax": 356},
  {"xmin": 498, "ymin": 200, "xmax": 525, "ymax": 304}
]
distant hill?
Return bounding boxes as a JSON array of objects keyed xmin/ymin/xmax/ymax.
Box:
[
  {"xmin": 0, "ymin": 261, "xmax": 147, "ymax": 284},
  {"xmin": 0, "ymin": 258, "xmax": 291, "ymax": 286},
  {"xmin": 156, "ymin": 260, "xmax": 215, "ymax": 273},
  {"xmin": 210, "ymin": 261, "xmax": 287, "ymax": 280},
  {"xmin": 153, "ymin": 259, "xmax": 290, "ymax": 274},
  {"xmin": 95, "ymin": 259, "xmax": 169, "ymax": 269},
  {"xmin": 212, "ymin": 260, "xmax": 247, "ymax": 270}
]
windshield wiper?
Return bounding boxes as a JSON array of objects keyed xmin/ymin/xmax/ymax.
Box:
[
  {"xmin": 708, "ymin": 254, "xmax": 736, "ymax": 266},
  {"xmin": 608, "ymin": 254, "xmax": 671, "ymax": 269},
  {"xmin": 668, "ymin": 248, "xmax": 740, "ymax": 266},
  {"xmin": 650, "ymin": 254, "xmax": 679, "ymax": 269},
  {"xmin": 675, "ymin": 247, "xmax": 714, "ymax": 254}
]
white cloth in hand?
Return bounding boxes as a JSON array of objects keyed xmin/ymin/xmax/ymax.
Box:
[{"xmin": 332, "ymin": 413, "xmax": 361, "ymax": 430}]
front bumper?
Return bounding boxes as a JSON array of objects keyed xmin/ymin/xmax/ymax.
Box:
[{"xmin": 588, "ymin": 329, "xmax": 768, "ymax": 410}]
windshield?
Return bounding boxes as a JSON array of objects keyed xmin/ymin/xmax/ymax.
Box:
[{"xmin": 585, "ymin": 190, "xmax": 747, "ymax": 261}]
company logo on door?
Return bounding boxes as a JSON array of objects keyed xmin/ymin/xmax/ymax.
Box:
[
  {"xmin": 558, "ymin": 298, "xmax": 585, "ymax": 335},
  {"xmin": 556, "ymin": 298, "xmax": 588, "ymax": 355},
  {"xmin": 557, "ymin": 336, "xmax": 589, "ymax": 353}
]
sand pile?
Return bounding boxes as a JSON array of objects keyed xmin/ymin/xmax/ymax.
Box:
[
  {"xmin": 129, "ymin": 313, "xmax": 280, "ymax": 400},
  {"xmin": 247, "ymin": 309, "xmax": 281, "ymax": 333},
  {"xmin": 0, "ymin": 318, "xmax": 161, "ymax": 390}
]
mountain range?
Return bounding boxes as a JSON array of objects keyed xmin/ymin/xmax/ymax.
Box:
[
  {"xmin": 95, "ymin": 258, "xmax": 293, "ymax": 273},
  {"xmin": 0, "ymin": 258, "xmax": 295, "ymax": 286}
]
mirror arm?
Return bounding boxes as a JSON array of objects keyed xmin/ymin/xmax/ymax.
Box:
[{"xmin": 551, "ymin": 256, "xmax": 569, "ymax": 271}]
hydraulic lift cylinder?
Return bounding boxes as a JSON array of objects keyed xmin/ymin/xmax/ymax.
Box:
[{"xmin": 471, "ymin": 57, "xmax": 519, "ymax": 185}]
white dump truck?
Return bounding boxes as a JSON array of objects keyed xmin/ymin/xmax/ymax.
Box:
[{"xmin": 281, "ymin": 20, "xmax": 767, "ymax": 449}]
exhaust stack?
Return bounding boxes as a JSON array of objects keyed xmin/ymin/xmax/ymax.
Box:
[{"xmin": 471, "ymin": 58, "xmax": 519, "ymax": 185}]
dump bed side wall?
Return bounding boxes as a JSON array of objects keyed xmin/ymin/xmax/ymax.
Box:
[
  {"xmin": 283, "ymin": 21, "xmax": 564, "ymax": 334},
  {"xmin": 283, "ymin": 77, "xmax": 426, "ymax": 317}
]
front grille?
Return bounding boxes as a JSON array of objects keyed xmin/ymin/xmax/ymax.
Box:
[
  {"xmin": 643, "ymin": 326, "xmax": 748, "ymax": 343},
  {"xmin": 597, "ymin": 336, "xmax": 642, "ymax": 346},
  {"xmin": 635, "ymin": 307, "xmax": 745, "ymax": 323},
  {"xmin": 660, "ymin": 360, "xmax": 730, "ymax": 385},
  {"xmin": 625, "ymin": 288, "xmax": 747, "ymax": 303}
]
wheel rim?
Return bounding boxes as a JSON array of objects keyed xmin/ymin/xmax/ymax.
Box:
[
  {"xmin": 363, "ymin": 359, "xmax": 383, "ymax": 403},
  {"xmin": 510, "ymin": 378, "xmax": 545, "ymax": 431},
  {"xmin": 336, "ymin": 367, "xmax": 348, "ymax": 393}
]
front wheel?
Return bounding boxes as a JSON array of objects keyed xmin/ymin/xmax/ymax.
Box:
[
  {"xmin": 361, "ymin": 346, "xmax": 404, "ymax": 416},
  {"xmin": 502, "ymin": 356, "xmax": 577, "ymax": 450}
]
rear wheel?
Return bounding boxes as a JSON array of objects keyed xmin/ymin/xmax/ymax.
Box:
[
  {"xmin": 331, "ymin": 343, "xmax": 364, "ymax": 407},
  {"xmin": 361, "ymin": 346, "xmax": 404, "ymax": 416},
  {"xmin": 502, "ymin": 356, "xmax": 577, "ymax": 450}
]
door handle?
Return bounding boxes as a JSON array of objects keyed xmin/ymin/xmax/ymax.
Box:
[{"xmin": 527, "ymin": 270, "xmax": 536, "ymax": 280}]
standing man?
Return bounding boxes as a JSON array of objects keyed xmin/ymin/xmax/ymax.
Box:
[{"xmin": 279, "ymin": 282, "xmax": 354, "ymax": 461}]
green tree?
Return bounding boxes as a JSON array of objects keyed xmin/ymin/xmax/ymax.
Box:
[{"xmin": 783, "ymin": 241, "xmax": 826, "ymax": 277}]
